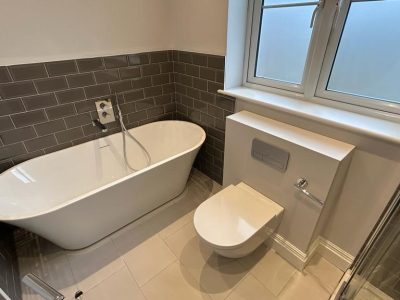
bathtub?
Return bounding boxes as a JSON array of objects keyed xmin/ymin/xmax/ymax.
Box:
[{"xmin": 0, "ymin": 121, "xmax": 205, "ymax": 249}]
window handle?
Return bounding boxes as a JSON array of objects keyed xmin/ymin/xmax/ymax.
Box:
[{"xmin": 310, "ymin": 0, "xmax": 325, "ymax": 28}]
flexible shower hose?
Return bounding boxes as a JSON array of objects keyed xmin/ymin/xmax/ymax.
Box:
[{"xmin": 115, "ymin": 94, "xmax": 151, "ymax": 171}]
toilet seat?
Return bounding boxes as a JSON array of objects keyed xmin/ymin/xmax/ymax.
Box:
[{"xmin": 194, "ymin": 182, "xmax": 283, "ymax": 257}]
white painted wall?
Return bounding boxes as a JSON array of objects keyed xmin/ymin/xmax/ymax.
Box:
[
  {"xmin": 0, "ymin": 0, "xmax": 173, "ymax": 65},
  {"xmin": 169, "ymin": 0, "xmax": 228, "ymax": 56},
  {"xmin": 0, "ymin": 0, "xmax": 228, "ymax": 65}
]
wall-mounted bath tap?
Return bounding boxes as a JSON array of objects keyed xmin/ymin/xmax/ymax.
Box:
[{"xmin": 95, "ymin": 99, "xmax": 116, "ymax": 124}]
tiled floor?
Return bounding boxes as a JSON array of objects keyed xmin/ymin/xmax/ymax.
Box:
[{"xmin": 17, "ymin": 169, "xmax": 344, "ymax": 300}]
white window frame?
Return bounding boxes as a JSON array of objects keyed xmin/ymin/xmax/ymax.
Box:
[{"xmin": 244, "ymin": 0, "xmax": 400, "ymax": 116}]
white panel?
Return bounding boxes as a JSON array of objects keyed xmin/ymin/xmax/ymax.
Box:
[{"xmin": 224, "ymin": 111, "xmax": 354, "ymax": 252}]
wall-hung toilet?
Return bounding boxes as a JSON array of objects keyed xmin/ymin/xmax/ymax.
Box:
[
  {"xmin": 194, "ymin": 182, "xmax": 284, "ymax": 258},
  {"xmin": 194, "ymin": 110, "xmax": 354, "ymax": 269}
]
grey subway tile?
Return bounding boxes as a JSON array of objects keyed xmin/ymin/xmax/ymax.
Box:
[
  {"xmin": 119, "ymin": 67, "xmax": 141, "ymax": 80},
  {"xmin": 46, "ymin": 104, "xmax": 75, "ymax": 119},
  {"xmin": 192, "ymin": 53, "xmax": 208, "ymax": 66},
  {"xmin": 11, "ymin": 110, "xmax": 47, "ymax": 127},
  {"xmin": 45, "ymin": 60, "xmax": 77, "ymax": 76},
  {"xmin": 207, "ymin": 81, "xmax": 223, "ymax": 94},
  {"xmin": 186, "ymin": 64, "xmax": 200, "ymax": 77},
  {"xmin": 142, "ymin": 64, "xmax": 160, "ymax": 76},
  {"xmin": 0, "ymin": 116, "xmax": 14, "ymax": 132},
  {"xmin": 155, "ymin": 94, "xmax": 173, "ymax": 105},
  {"xmin": 162, "ymin": 83, "xmax": 174, "ymax": 94},
  {"xmin": 24, "ymin": 134, "xmax": 57, "ymax": 152},
  {"xmin": 109, "ymin": 80, "xmax": 132, "ymax": 93},
  {"xmin": 0, "ymin": 143, "xmax": 26, "ymax": 160},
  {"xmin": 193, "ymin": 78, "xmax": 207, "ymax": 91},
  {"xmin": 55, "ymin": 127, "xmax": 84, "ymax": 144},
  {"xmin": 76, "ymin": 58, "xmax": 104, "ymax": 72},
  {"xmin": 176, "ymin": 73, "xmax": 192, "ymax": 86},
  {"xmin": 8, "ymin": 63, "xmax": 47, "ymax": 81},
  {"xmin": 136, "ymin": 98, "xmax": 154, "ymax": 111},
  {"xmin": 194, "ymin": 99, "xmax": 207, "ymax": 112},
  {"xmin": 64, "ymin": 113, "xmax": 92, "ymax": 128},
  {"xmin": 0, "ymin": 67, "xmax": 12, "ymax": 83},
  {"xmin": 164, "ymin": 103, "xmax": 176, "ymax": 113},
  {"xmin": 216, "ymin": 96, "xmax": 235, "ymax": 111},
  {"xmin": 178, "ymin": 52, "xmax": 193, "ymax": 64},
  {"xmin": 118, "ymin": 102, "xmax": 135, "ymax": 114},
  {"xmin": 56, "ymin": 88, "xmax": 85, "ymax": 103},
  {"xmin": 0, "ymin": 81, "xmax": 37, "ymax": 99},
  {"xmin": 160, "ymin": 62, "xmax": 173, "ymax": 73},
  {"xmin": 34, "ymin": 119, "xmax": 66, "ymax": 136},
  {"xmin": 0, "ymin": 126, "xmax": 36, "ymax": 144},
  {"xmin": 181, "ymin": 95, "xmax": 194, "ymax": 108},
  {"xmin": 127, "ymin": 110, "xmax": 147, "ymax": 123},
  {"xmin": 128, "ymin": 53, "xmax": 149, "ymax": 65},
  {"xmin": 208, "ymin": 105, "xmax": 224, "ymax": 119},
  {"xmin": 84, "ymin": 84, "xmax": 110, "ymax": 98},
  {"xmin": 216, "ymin": 70, "xmax": 224, "ymax": 83},
  {"xmin": 124, "ymin": 89, "xmax": 145, "ymax": 102},
  {"xmin": 152, "ymin": 74, "xmax": 169, "ymax": 86},
  {"xmin": 147, "ymin": 106, "xmax": 164, "ymax": 117},
  {"xmin": 144, "ymin": 86, "xmax": 162, "ymax": 97},
  {"xmin": 200, "ymin": 67, "xmax": 216, "ymax": 81},
  {"xmin": 22, "ymin": 93, "xmax": 57, "ymax": 110},
  {"xmin": 67, "ymin": 73, "xmax": 95, "ymax": 88},
  {"xmin": 44, "ymin": 142, "xmax": 72, "ymax": 154},
  {"xmin": 150, "ymin": 51, "xmax": 169, "ymax": 63},
  {"xmin": 74, "ymin": 99, "xmax": 97, "ymax": 113},
  {"xmin": 187, "ymin": 87, "xmax": 200, "ymax": 100},
  {"xmin": 35, "ymin": 76, "xmax": 68, "ymax": 93},
  {"xmin": 104, "ymin": 55, "xmax": 128, "ymax": 69},
  {"xmin": 173, "ymin": 62, "xmax": 185, "ymax": 74},
  {"xmin": 200, "ymin": 91, "xmax": 216, "ymax": 104},
  {"xmin": 94, "ymin": 69, "xmax": 120, "ymax": 83},
  {"xmin": 0, "ymin": 99, "xmax": 25, "ymax": 116},
  {"xmin": 208, "ymin": 56, "xmax": 225, "ymax": 70},
  {"xmin": 132, "ymin": 77, "xmax": 152, "ymax": 89}
]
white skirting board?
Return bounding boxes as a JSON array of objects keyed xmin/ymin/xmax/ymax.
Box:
[{"xmin": 268, "ymin": 234, "xmax": 354, "ymax": 271}]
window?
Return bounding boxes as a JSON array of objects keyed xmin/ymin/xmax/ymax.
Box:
[{"xmin": 246, "ymin": 0, "xmax": 400, "ymax": 115}]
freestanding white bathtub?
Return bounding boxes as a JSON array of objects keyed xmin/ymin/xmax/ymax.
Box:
[{"xmin": 0, "ymin": 121, "xmax": 205, "ymax": 249}]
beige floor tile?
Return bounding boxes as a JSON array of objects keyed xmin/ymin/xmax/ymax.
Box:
[
  {"xmin": 141, "ymin": 261, "xmax": 211, "ymax": 300},
  {"xmin": 226, "ymin": 274, "xmax": 277, "ymax": 300},
  {"xmin": 66, "ymin": 238, "xmax": 124, "ymax": 292},
  {"xmin": 278, "ymin": 272, "xmax": 330, "ymax": 300},
  {"xmin": 83, "ymin": 267, "xmax": 145, "ymax": 300},
  {"xmin": 158, "ymin": 210, "xmax": 195, "ymax": 240},
  {"xmin": 240, "ymin": 246, "xmax": 296, "ymax": 296},
  {"xmin": 165, "ymin": 222, "xmax": 198, "ymax": 257},
  {"xmin": 305, "ymin": 254, "xmax": 344, "ymax": 293},
  {"xmin": 123, "ymin": 234, "xmax": 177, "ymax": 286},
  {"xmin": 165, "ymin": 222, "xmax": 250, "ymax": 300}
]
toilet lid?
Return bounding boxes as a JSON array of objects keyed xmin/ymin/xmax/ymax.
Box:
[{"xmin": 194, "ymin": 183, "xmax": 283, "ymax": 248}]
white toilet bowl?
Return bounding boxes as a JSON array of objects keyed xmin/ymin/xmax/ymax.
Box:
[{"xmin": 194, "ymin": 182, "xmax": 284, "ymax": 258}]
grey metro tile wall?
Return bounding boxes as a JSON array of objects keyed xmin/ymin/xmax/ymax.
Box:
[{"xmin": 0, "ymin": 50, "xmax": 235, "ymax": 184}]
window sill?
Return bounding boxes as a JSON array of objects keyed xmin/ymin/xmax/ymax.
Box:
[{"xmin": 219, "ymin": 86, "xmax": 400, "ymax": 146}]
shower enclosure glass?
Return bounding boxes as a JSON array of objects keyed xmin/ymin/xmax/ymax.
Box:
[{"xmin": 338, "ymin": 185, "xmax": 400, "ymax": 299}]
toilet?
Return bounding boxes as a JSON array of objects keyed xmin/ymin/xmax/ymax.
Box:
[{"xmin": 194, "ymin": 182, "xmax": 284, "ymax": 258}]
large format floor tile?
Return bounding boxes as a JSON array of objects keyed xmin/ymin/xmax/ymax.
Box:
[
  {"xmin": 122, "ymin": 234, "xmax": 177, "ymax": 286},
  {"xmin": 141, "ymin": 262, "xmax": 211, "ymax": 300},
  {"xmin": 240, "ymin": 245, "xmax": 296, "ymax": 296},
  {"xmin": 305, "ymin": 254, "xmax": 344, "ymax": 293},
  {"xmin": 15, "ymin": 169, "xmax": 344, "ymax": 300},
  {"xmin": 66, "ymin": 238, "xmax": 124, "ymax": 292},
  {"xmin": 83, "ymin": 267, "xmax": 145, "ymax": 300},
  {"xmin": 226, "ymin": 274, "xmax": 277, "ymax": 300}
]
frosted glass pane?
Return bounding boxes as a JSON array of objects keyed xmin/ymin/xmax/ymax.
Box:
[
  {"xmin": 256, "ymin": 6, "xmax": 315, "ymax": 84},
  {"xmin": 328, "ymin": 1, "xmax": 400, "ymax": 104}
]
